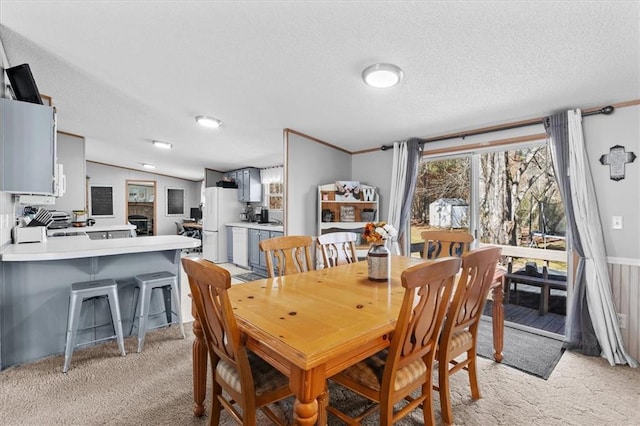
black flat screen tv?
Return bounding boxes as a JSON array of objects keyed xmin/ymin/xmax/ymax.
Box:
[{"xmin": 6, "ymin": 64, "xmax": 43, "ymax": 105}]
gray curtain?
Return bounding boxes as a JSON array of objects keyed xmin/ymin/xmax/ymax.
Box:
[
  {"xmin": 397, "ymin": 138, "xmax": 423, "ymax": 251},
  {"xmin": 545, "ymin": 111, "xmax": 600, "ymax": 356}
]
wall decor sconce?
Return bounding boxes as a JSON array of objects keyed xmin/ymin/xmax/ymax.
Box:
[{"xmin": 599, "ymin": 145, "xmax": 636, "ymax": 181}]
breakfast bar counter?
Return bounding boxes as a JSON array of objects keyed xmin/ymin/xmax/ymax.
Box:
[{"xmin": 0, "ymin": 235, "xmax": 200, "ymax": 369}]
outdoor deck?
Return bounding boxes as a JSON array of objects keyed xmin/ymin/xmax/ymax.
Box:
[{"xmin": 484, "ymin": 299, "xmax": 566, "ymax": 336}]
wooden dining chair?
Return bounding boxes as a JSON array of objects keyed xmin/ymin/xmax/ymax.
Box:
[
  {"xmin": 420, "ymin": 230, "xmax": 474, "ymax": 259},
  {"xmin": 435, "ymin": 246, "xmax": 502, "ymax": 425},
  {"xmin": 317, "ymin": 232, "xmax": 359, "ymax": 268},
  {"xmin": 326, "ymin": 257, "xmax": 462, "ymax": 425},
  {"xmin": 259, "ymin": 235, "xmax": 314, "ymax": 278},
  {"xmin": 181, "ymin": 258, "xmax": 292, "ymax": 426}
]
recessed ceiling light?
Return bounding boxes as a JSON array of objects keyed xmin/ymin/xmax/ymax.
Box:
[
  {"xmin": 362, "ymin": 63, "xmax": 403, "ymax": 88},
  {"xmin": 195, "ymin": 115, "xmax": 222, "ymax": 128},
  {"xmin": 142, "ymin": 163, "xmax": 156, "ymax": 170},
  {"xmin": 152, "ymin": 140, "xmax": 173, "ymax": 149}
]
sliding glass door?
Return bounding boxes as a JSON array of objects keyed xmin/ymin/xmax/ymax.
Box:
[{"xmin": 411, "ymin": 142, "xmax": 565, "ymax": 250}]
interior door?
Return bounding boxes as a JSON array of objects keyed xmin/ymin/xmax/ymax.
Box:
[{"xmin": 126, "ymin": 180, "xmax": 156, "ymax": 235}]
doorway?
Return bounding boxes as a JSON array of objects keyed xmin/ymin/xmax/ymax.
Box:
[
  {"xmin": 410, "ymin": 144, "xmax": 567, "ymax": 337},
  {"xmin": 126, "ymin": 180, "xmax": 157, "ymax": 236}
]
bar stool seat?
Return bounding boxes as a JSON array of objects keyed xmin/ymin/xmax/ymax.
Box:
[
  {"xmin": 131, "ymin": 271, "xmax": 185, "ymax": 352},
  {"xmin": 63, "ymin": 278, "xmax": 126, "ymax": 373}
]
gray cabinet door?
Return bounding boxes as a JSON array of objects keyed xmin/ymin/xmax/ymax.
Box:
[
  {"xmin": 1, "ymin": 99, "xmax": 56, "ymax": 194},
  {"xmin": 246, "ymin": 168, "xmax": 262, "ymax": 202},
  {"xmin": 87, "ymin": 231, "xmax": 108, "ymax": 240},
  {"xmin": 108, "ymin": 230, "xmax": 131, "ymax": 239},
  {"xmin": 248, "ymin": 229, "xmax": 261, "ymax": 266}
]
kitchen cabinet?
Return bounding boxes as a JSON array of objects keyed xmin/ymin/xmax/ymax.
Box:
[
  {"xmin": 0, "ymin": 98, "xmax": 57, "ymax": 195},
  {"xmin": 317, "ymin": 182, "xmax": 378, "ymax": 258},
  {"xmin": 223, "ymin": 167, "xmax": 262, "ymax": 202},
  {"xmin": 248, "ymin": 228, "xmax": 283, "ymax": 275},
  {"xmin": 52, "ymin": 132, "xmax": 85, "ymax": 213},
  {"xmin": 86, "ymin": 230, "xmax": 132, "ymax": 240}
]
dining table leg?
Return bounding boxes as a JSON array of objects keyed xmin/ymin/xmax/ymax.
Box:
[
  {"xmin": 290, "ymin": 366, "xmax": 327, "ymax": 425},
  {"xmin": 192, "ymin": 310, "xmax": 208, "ymax": 416},
  {"xmin": 491, "ymin": 276, "xmax": 505, "ymax": 363}
]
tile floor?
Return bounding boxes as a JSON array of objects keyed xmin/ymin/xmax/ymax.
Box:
[{"xmin": 179, "ymin": 252, "xmax": 249, "ymax": 322}]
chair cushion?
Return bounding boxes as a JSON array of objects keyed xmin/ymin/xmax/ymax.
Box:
[
  {"xmin": 448, "ymin": 330, "xmax": 472, "ymax": 352},
  {"xmin": 340, "ymin": 349, "xmax": 427, "ymax": 392},
  {"xmin": 217, "ymin": 352, "xmax": 289, "ymax": 396}
]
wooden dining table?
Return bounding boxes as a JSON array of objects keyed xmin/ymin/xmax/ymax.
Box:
[{"xmin": 190, "ymin": 256, "xmax": 504, "ymax": 425}]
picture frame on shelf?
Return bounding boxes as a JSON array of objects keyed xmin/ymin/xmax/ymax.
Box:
[
  {"xmin": 322, "ymin": 209, "xmax": 334, "ymax": 222},
  {"xmin": 335, "ymin": 181, "xmax": 361, "ymax": 201},
  {"xmin": 340, "ymin": 206, "xmax": 355, "ymax": 222}
]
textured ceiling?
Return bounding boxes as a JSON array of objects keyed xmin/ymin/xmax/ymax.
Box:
[{"xmin": 1, "ymin": 1, "xmax": 638, "ymax": 181}]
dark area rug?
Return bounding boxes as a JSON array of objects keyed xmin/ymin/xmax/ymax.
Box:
[
  {"xmin": 233, "ymin": 272, "xmax": 267, "ymax": 282},
  {"xmin": 476, "ymin": 318, "xmax": 564, "ymax": 380}
]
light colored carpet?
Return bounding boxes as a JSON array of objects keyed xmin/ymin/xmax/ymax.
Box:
[{"xmin": 1, "ymin": 324, "xmax": 639, "ymax": 425}]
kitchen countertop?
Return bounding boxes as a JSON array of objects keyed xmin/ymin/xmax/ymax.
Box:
[
  {"xmin": 1, "ymin": 235, "xmax": 200, "ymax": 262},
  {"xmin": 226, "ymin": 221, "xmax": 284, "ymax": 232}
]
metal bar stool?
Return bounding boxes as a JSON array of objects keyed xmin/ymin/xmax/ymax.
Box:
[
  {"xmin": 63, "ymin": 278, "xmax": 126, "ymax": 373},
  {"xmin": 131, "ymin": 271, "xmax": 185, "ymax": 352}
]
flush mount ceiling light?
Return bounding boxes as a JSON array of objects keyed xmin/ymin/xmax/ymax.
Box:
[
  {"xmin": 195, "ymin": 115, "xmax": 222, "ymax": 128},
  {"xmin": 362, "ymin": 63, "xmax": 403, "ymax": 88},
  {"xmin": 152, "ymin": 140, "xmax": 173, "ymax": 149},
  {"xmin": 142, "ymin": 163, "xmax": 156, "ymax": 170}
]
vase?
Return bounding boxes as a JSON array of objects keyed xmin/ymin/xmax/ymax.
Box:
[{"xmin": 367, "ymin": 243, "xmax": 390, "ymax": 281}]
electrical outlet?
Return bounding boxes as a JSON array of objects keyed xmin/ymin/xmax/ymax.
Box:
[
  {"xmin": 617, "ymin": 313, "xmax": 627, "ymax": 329},
  {"xmin": 612, "ymin": 216, "xmax": 623, "ymax": 229}
]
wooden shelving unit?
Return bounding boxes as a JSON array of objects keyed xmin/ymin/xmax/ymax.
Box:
[{"xmin": 317, "ymin": 183, "xmax": 378, "ymax": 257}]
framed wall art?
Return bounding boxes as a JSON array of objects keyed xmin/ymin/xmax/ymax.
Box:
[
  {"xmin": 335, "ymin": 181, "xmax": 361, "ymax": 201},
  {"xmin": 340, "ymin": 205, "xmax": 355, "ymax": 222}
]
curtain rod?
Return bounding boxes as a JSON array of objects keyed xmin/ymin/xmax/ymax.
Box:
[{"xmin": 379, "ymin": 105, "xmax": 615, "ymax": 151}]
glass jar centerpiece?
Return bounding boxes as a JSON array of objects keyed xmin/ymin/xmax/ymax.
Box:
[{"xmin": 362, "ymin": 222, "xmax": 397, "ymax": 281}]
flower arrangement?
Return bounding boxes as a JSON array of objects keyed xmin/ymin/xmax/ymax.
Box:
[{"xmin": 362, "ymin": 222, "xmax": 398, "ymax": 244}]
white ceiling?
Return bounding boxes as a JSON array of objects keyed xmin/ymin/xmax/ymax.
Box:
[{"xmin": 1, "ymin": 1, "xmax": 638, "ymax": 181}]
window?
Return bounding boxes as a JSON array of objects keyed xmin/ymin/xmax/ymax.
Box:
[
  {"xmin": 261, "ymin": 166, "xmax": 283, "ymax": 210},
  {"xmin": 266, "ymin": 182, "xmax": 283, "ymax": 210},
  {"xmin": 411, "ymin": 142, "xmax": 565, "ymax": 250}
]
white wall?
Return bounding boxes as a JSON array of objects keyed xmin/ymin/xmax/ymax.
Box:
[
  {"xmin": 285, "ymin": 132, "xmax": 351, "ymax": 235},
  {"xmin": 583, "ymin": 105, "xmax": 639, "ymax": 260},
  {"xmin": 351, "ymin": 150, "xmax": 394, "ymax": 223},
  {"xmin": 86, "ymin": 162, "xmax": 202, "ymax": 235}
]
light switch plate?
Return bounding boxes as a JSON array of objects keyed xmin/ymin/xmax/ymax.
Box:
[{"xmin": 612, "ymin": 216, "xmax": 623, "ymax": 229}]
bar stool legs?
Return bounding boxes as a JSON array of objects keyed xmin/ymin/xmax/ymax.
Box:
[
  {"xmin": 63, "ymin": 279, "xmax": 126, "ymax": 373},
  {"xmin": 131, "ymin": 271, "xmax": 185, "ymax": 353}
]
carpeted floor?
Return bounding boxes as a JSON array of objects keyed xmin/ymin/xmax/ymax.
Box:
[
  {"xmin": 476, "ymin": 318, "xmax": 564, "ymax": 379},
  {"xmin": 1, "ymin": 325, "xmax": 639, "ymax": 425}
]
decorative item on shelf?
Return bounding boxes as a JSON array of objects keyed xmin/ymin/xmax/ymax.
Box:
[
  {"xmin": 335, "ymin": 181, "xmax": 361, "ymax": 201},
  {"xmin": 340, "ymin": 206, "xmax": 355, "ymax": 222},
  {"xmin": 361, "ymin": 208, "xmax": 376, "ymax": 222},
  {"xmin": 362, "ymin": 187, "xmax": 375, "ymax": 201},
  {"xmin": 322, "ymin": 209, "xmax": 334, "ymax": 222},
  {"xmin": 362, "ymin": 222, "xmax": 398, "ymax": 281}
]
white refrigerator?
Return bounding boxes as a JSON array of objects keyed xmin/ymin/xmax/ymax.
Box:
[{"xmin": 202, "ymin": 187, "xmax": 242, "ymax": 263}]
